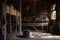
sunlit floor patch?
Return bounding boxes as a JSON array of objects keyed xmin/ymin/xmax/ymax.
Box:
[{"xmin": 40, "ymin": 36, "xmax": 60, "ymax": 39}]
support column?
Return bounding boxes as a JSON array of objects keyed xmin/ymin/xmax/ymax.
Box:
[
  {"xmin": 2, "ymin": 3, "xmax": 7, "ymax": 40},
  {"xmin": 20, "ymin": 0, "xmax": 23, "ymax": 35}
]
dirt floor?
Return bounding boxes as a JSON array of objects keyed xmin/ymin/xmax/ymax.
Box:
[{"xmin": 10, "ymin": 37, "xmax": 60, "ymax": 40}]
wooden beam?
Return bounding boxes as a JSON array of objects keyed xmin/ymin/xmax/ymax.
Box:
[{"xmin": 5, "ymin": 5, "xmax": 20, "ymax": 16}]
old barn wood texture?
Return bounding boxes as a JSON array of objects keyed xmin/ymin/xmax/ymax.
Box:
[
  {"xmin": 3, "ymin": 4, "xmax": 20, "ymax": 16},
  {"xmin": 0, "ymin": 0, "xmax": 59, "ymax": 40}
]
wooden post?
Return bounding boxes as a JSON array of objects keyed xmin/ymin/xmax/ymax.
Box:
[
  {"xmin": 2, "ymin": 3, "xmax": 7, "ymax": 40},
  {"xmin": 20, "ymin": 0, "xmax": 23, "ymax": 35}
]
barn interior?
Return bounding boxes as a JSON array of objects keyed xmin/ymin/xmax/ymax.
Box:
[{"xmin": 1, "ymin": 0, "xmax": 60, "ymax": 40}]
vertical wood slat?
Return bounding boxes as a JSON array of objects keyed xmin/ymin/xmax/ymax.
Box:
[{"xmin": 16, "ymin": 10, "xmax": 18, "ymax": 33}]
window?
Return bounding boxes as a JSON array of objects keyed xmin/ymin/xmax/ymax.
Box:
[{"xmin": 51, "ymin": 3, "xmax": 56, "ymax": 20}]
